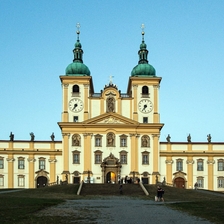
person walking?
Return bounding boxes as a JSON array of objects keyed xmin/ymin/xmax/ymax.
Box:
[{"xmin": 157, "ymin": 185, "xmax": 164, "ymax": 202}]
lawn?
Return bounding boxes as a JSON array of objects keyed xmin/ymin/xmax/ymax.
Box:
[{"xmin": 0, "ymin": 184, "xmax": 223, "ymax": 223}]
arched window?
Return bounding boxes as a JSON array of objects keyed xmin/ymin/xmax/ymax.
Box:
[
  {"xmin": 142, "ymin": 86, "xmax": 149, "ymax": 95},
  {"xmin": 72, "ymin": 85, "xmax": 79, "ymax": 94}
]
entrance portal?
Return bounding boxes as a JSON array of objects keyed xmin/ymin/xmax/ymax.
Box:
[
  {"xmin": 37, "ymin": 176, "xmax": 47, "ymax": 188},
  {"xmin": 174, "ymin": 177, "xmax": 185, "ymax": 188},
  {"xmin": 106, "ymin": 171, "xmax": 116, "ymax": 183}
]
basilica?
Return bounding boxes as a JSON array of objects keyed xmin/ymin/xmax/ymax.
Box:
[{"xmin": 0, "ymin": 26, "xmax": 224, "ymax": 191}]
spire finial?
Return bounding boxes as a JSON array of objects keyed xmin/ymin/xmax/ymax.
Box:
[
  {"xmin": 76, "ymin": 23, "xmax": 81, "ymax": 40},
  {"xmin": 141, "ymin": 24, "xmax": 145, "ymax": 42}
]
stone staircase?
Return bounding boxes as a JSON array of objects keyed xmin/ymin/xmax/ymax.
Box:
[{"xmin": 80, "ymin": 183, "xmax": 146, "ymax": 196}]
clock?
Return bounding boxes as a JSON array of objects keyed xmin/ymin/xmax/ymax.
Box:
[
  {"xmin": 69, "ymin": 98, "xmax": 84, "ymax": 112},
  {"xmin": 138, "ymin": 99, "xmax": 153, "ymax": 113}
]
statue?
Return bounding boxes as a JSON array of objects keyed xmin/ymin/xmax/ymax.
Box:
[
  {"xmin": 207, "ymin": 134, "xmax": 211, "ymax": 143},
  {"xmin": 107, "ymin": 97, "xmax": 115, "ymax": 112},
  {"xmin": 141, "ymin": 135, "xmax": 149, "ymax": 147},
  {"xmin": 107, "ymin": 133, "xmax": 114, "ymax": 146},
  {"xmin": 187, "ymin": 134, "xmax": 191, "ymax": 143},
  {"xmin": 9, "ymin": 132, "xmax": 14, "ymax": 141},
  {"xmin": 166, "ymin": 134, "xmax": 171, "ymax": 143},
  {"xmin": 57, "ymin": 175, "xmax": 59, "ymax": 185},
  {"xmin": 50, "ymin": 132, "xmax": 55, "ymax": 141},
  {"xmin": 155, "ymin": 175, "xmax": 158, "ymax": 184},
  {"xmin": 65, "ymin": 174, "xmax": 68, "ymax": 182},
  {"xmin": 30, "ymin": 132, "xmax": 35, "ymax": 141},
  {"xmin": 72, "ymin": 134, "xmax": 80, "ymax": 146}
]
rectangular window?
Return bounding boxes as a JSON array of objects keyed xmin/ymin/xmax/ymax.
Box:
[
  {"xmin": 120, "ymin": 155, "xmax": 127, "ymax": 164},
  {"xmin": 218, "ymin": 178, "xmax": 224, "ymax": 188},
  {"xmin": 197, "ymin": 178, "xmax": 204, "ymax": 188},
  {"xmin": 73, "ymin": 154, "xmax": 80, "ymax": 164},
  {"xmin": 0, "ymin": 159, "xmax": 4, "ymax": 169},
  {"xmin": 18, "ymin": 160, "xmax": 25, "ymax": 169},
  {"xmin": 143, "ymin": 117, "xmax": 148, "ymax": 123},
  {"xmin": 176, "ymin": 160, "xmax": 183, "ymax": 171},
  {"xmin": 39, "ymin": 160, "xmax": 45, "ymax": 170},
  {"xmin": 120, "ymin": 138, "xmax": 127, "ymax": 147},
  {"xmin": 95, "ymin": 154, "xmax": 101, "ymax": 164},
  {"xmin": 142, "ymin": 155, "xmax": 149, "ymax": 165},
  {"xmin": 95, "ymin": 138, "xmax": 101, "ymax": 147},
  {"xmin": 197, "ymin": 161, "xmax": 204, "ymax": 171},
  {"xmin": 218, "ymin": 161, "xmax": 224, "ymax": 171},
  {"xmin": 18, "ymin": 176, "xmax": 25, "ymax": 187},
  {"xmin": 0, "ymin": 176, "xmax": 4, "ymax": 186},
  {"xmin": 73, "ymin": 116, "xmax": 78, "ymax": 122}
]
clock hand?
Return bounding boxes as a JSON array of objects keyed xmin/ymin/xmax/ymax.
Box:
[
  {"xmin": 142, "ymin": 104, "xmax": 147, "ymax": 111},
  {"xmin": 73, "ymin": 103, "xmax": 78, "ymax": 110}
]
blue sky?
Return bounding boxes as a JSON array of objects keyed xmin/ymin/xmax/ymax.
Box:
[{"xmin": 0, "ymin": 1, "xmax": 224, "ymax": 142}]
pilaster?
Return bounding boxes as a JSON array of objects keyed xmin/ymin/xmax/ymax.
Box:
[
  {"xmin": 49, "ymin": 157, "xmax": 57, "ymax": 183},
  {"xmin": 7, "ymin": 155, "xmax": 15, "ymax": 188},
  {"xmin": 84, "ymin": 84, "xmax": 89, "ymax": 120},
  {"xmin": 153, "ymin": 85, "xmax": 160, "ymax": 123},
  {"xmin": 207, "ymin": 158, "xmax": 215, "ymax": 190},
  {"xmin": 186, "ymin": 157, "xmax": 194, "ymax": 189},
  {"xmin": 62, "ymin": 84, "xmax": 69, "ymax": 122},
  {"xmin": 27, "ymin": 157, "xmax": 36, "ymax": 188},
  {"xmin": 165, "ymin": 157, "xmax": 173, "ymax": 185},
  {"xmin": 62, "ymin": 133, "xmax": 70, "ymax": 173},
  {"xmin": 133, "ymin": 85, "xmax": 138, "ymax": 121},
  {"xmin": 152, "ymin": 134, "xmax": 160, "ymax": 184},
  {"xmin": 83, "ymin": 133, "xmax": 92, "ymax": 172}
]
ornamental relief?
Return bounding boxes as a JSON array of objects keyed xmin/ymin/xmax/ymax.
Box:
[
  {"xmin": 186, "ymin": 160, "xmax": 194, "ymax": 164},
  {"xmin": 207, "ymin": 159, "xmax": 215, "ymax": 164},
  {"xmin": 99, "ymin": 117, "xmax": 123, "ymax": 124},
  {"xmin": 6, "ymin": 158, "xmax": 15, "ymax": 162},
  {"xmin": 165, "ymin": 159, "xmax": 174, "ymax": 164}
]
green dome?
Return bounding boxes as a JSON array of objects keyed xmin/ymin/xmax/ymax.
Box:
[
  {"xmin": 131, "ymin": 63, "xmax": 156, "ymax": 77},
  {"xmin": 65, "ymin": 61, "xmax": 90, "ymax": 76}
]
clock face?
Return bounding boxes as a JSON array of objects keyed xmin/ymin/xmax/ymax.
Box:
[
  {"xmin": 138, "ymin": 99, "xmax": 153, "ymax": 113},
  {"xmin": 69, "ymin": 98, "xmax": 84, "ymax": 112}
]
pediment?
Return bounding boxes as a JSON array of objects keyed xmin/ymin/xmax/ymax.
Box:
[{"xmin": 83, "ymin": 112, "xmax": 139, "ymax": 125}]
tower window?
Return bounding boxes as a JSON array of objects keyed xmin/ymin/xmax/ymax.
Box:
[
  {"xmin": 143, "ymin": 117, "xmax": 148, "ymax": 123},
  {"xmin": 72, "ymin": 85, "xmax": 80, "ymax": 96},
  {"xmin": 73, "ymin": 116, "xmax": 78, "ymax": 122},
  {"xmin": 142, "ymin": 86, "xmax": 149, "ymax": 95}
]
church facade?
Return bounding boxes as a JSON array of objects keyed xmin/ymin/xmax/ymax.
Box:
[{"xmin": 0, "ymin": 27, "xmax": 224, "ymax": 191}]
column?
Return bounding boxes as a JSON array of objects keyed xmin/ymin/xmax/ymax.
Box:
[
  {"xmin": 27, "ymin": 157, "xmax": 36, "ymax": 188},
  {"xmin": 7, "ymin": 155, "xmax": 15, "ymax": 188},
  {"xmin": 62, "ymin": 84, "xmax": 69, "ymax": 122},
  {"xmin": 186, "ymin": 157, "xmax": 194, "ymax": 189}
]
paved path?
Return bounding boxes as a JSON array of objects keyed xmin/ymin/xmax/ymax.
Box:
[{"xmin": 38, "ymin": 196, "xmax": 212, "ymax": 223}]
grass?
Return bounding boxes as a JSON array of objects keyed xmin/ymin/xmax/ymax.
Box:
[{"xmin": 0, "ymin": 184, "xmax": 224, "ymax": 223}]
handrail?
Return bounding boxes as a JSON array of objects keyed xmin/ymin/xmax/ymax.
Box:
[
  {"xmin": 77, "ymin": 180, "xmax": 84, "ymax": 195},
  {"xmin": 139, "ymin": 182, "xmax": 149, "ymax": 196}
]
